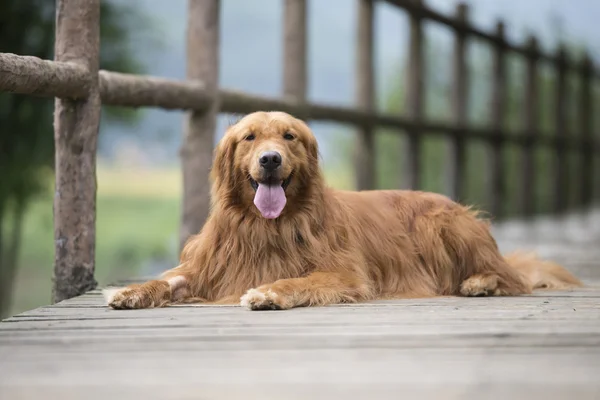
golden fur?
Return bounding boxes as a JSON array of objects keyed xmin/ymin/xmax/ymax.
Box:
[{"xmin": 105, "ymin": 111, "xmax": 582, "ymax": 311}]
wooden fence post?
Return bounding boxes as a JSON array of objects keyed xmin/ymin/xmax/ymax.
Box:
[
  {"xmin": 354, "ymin": 0, "xmax": 376, "ymax": 190},
  {"xmin": 403, "ymin": 0, "xmax": 425, "ymax": 190},
  {"xmin": 446, "ymin": 3, "xmax": 468, "ymax": 201},
  {"xmin": 180, "ymin": 0, "xmax": 220, "ymax": 251},
  {"xmin": 521, "ymin": 35, "xmax": 539, "ymax": 217},
  {"xmin": 284, "ymin": 0, "xmax": 307, "ymax": 103},
  {"xmin": 52, "ymin": 0, "xmax": 101, "ymax": 303},
  {"xmin": 553, "ymin": 45, "xmax": 568, "ymax": 214},
  {"xmin": 489, "ymin": 20, "xmax": 506, "ymax": 218},
  {"xmin": 579, "ymin": 53, "xmax": 593, "ymax": 208}
]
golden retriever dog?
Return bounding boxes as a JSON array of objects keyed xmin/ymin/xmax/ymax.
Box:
[{"xmin": 105, "ymin": 111, "xmax": 582, "ymax": 311}]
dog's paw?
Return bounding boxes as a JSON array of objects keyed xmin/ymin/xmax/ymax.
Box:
[
  {"xmin": 107, "ymin": 287, "xmax": 148, "ymax": 309},
  {"xmin": 460, "ymin": 274, "xmax": 498, "ymax": 297},
  {"xmin": 240, "ymin": 288, "xmax": 286, "ymax": 311},
  {"xmin": 105, "ymin": 281, "xmax": 170, "ymax": 310},
  {"xmin": 102, "ymin": 287, "xmax": 124, "ymax": 304}
]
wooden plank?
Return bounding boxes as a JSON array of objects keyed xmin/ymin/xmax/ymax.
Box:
[
  {"xmin": 52, "ymin": 0, "xmax": 101, "ymax": 303},
  {"xmin": 354, "ymin": 0, "xmax": 376, "ymax": 190},
  {"xmin": 489, "ymin": 21, "xmax": 507, "ymax": 218},
  {"xmin": 2, "ymin": 333, "xmax": 600, "ymax": 354},
  {"xmin": 446, "ymin": 3, "xmax": 469, "ymax": 201},
  {"xmin": 402, "ymin": 0, "xmax": 425, "ymax": 190},
  {"xmin": 1, "ymin": 384, "xmax": 598, "ymax": 400},
  {"xmin": 3, "ymin": 287, "xmax": 599, "ymax": 329},
  {"xmin": 4, "ymin": 300, "xmax": 599, "ymax": 325},
  {"xmin": 1, "ymin": 282, "xmax": 599, "ymax": 399},
  {"xmin": 5, "ymin": 320, "xmax": 597, "ymax": 336},
  {"xmin": 1, "ymin": 347, "xmax": 599, "ymax": 400},
  {"xmin": 179, "ymin": 0, "xmax": 220, "ymax": 250}
]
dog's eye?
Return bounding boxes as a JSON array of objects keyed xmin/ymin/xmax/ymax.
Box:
[
  {"xmin": 283, "ymin": 132, "xmax": 295, "ymax": 141},
  {"xmin": 245, "ymin": 133, "xmax": 255, "ymax": 141}
]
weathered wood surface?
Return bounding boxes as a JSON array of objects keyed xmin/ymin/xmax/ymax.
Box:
[
  {"xmin": 179, "ymin": 0, "xmax": 220, "ymax": 250},
  {"xmin": 353, "ymin": 0, "xmax": 376, "ymax": 191},
  {"xmin": 488, "ymin": 20, "xmax": 507, "ymax": 218},
  {"xmin": 402, "ymin": 0, "xmax": 424, "ymax": 190},
  {"xmin": 52, "ymin": 0, "xmax": 101, "ymax": 303},
  {"xmin": 1, "ymin": 210, "xmax": 599, "ymax": 400}
]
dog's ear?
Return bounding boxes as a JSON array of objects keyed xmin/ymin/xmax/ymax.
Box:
[
  {"xmin": 297, "ymin": 120, "xmax": 319, "ymax": 161},
  {"xmin": 211, "ymin": 133, "xmax": 237, "ymax": 188}
]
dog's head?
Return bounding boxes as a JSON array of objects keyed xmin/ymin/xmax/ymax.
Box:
[{"xmin": 211, "ymin": 111, "xmax": 320, "ymax": 219}]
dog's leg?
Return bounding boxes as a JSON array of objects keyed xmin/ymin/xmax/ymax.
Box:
[
  {"xmin": 240, "ymin": 271, "xmax": 372, "ymax": 311},
  {"xmin": 434, "ymin": 206, "xmax": 531, "ymax": 297},
  {"xmin": 456, "ymin": 243, "xmax": 532, "ymax": 297},
  {"xmin": 105, "ymin": 275, "xmax": 190, "ymax": 310}
]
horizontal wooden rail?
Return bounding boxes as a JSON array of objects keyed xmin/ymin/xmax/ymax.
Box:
[
  {"xmin": 0, "ymin": 54, "xmax": 212, "ymax": 111},
  {"xmin": 99, "ymin": 71, "xmax": 211, "ymax": 110},
  {"xmin": 0, "ymin": 53, "xmax": 90, "ymax": 98},
  {"xmin": 1, "ymin": 52, "xmax": 598, "ymax": 153},
  {"xmin": 220, "ymin": 89, "xmax": 600, "ymax": 152},
  {"xmin": 383, "ymin": 0, "xmax": 600, "ymax": 77}
]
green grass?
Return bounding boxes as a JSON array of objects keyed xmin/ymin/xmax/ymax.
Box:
[{"xmin": 8, "ymin": 164, "xmax": 353, "ymax": 317}]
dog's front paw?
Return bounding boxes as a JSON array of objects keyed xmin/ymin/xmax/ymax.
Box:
[
  {"xmin": 104, "ymin": 281, "xmax": 170, "ymax": 310},
  {"xmin": 106, "ymin": 287, "xmax": 149, "ymax": 309},
  {"xmin": 240, "ymin": 287, "xmax": 288, "ymax": 311}
]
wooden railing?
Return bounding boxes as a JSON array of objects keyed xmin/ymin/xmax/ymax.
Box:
[{"xmin": 0, "ymin": 0, "xmax": 598, "ymax": 302}]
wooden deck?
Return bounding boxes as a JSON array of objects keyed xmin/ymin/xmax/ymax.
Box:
[{"xmin": 1, "ymin": 211, "xmax": 599, "ymax": 400}]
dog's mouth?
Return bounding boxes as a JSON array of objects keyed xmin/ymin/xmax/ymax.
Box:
[
  {"xmin": 249, "ymin": 172, "xmax": 293, "ymax": 219},
  {"xmin": 249, "ymin": 173, "xmax": 293, "ymax": 192}
]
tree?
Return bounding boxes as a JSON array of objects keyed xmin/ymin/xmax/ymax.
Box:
[{"xmin": 0, "ymin": 0, "xmax": 158, "ymax": 317}]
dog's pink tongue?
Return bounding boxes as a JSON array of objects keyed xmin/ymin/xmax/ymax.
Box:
[{"xmin": 254, "ymin": 183, "xmax": 286, "ymax": 219}]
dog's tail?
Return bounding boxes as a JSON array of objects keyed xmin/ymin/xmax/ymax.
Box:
[{"xmin": 504, "ymin": 251, "xmax": 583, "ymax": 291}]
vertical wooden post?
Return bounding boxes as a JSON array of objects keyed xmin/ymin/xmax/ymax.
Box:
[
  {"xmin": 403, "ymin": 0, "xmax": 425, "ymax": 190},
  {"xmin": 52, "ymin": 0, "xmax": 101, "ymax": 303},
  {"xmin": 489, "ymin": 21, "xmax": 506, "ymax": 218},
  {"xmin": 579, "ymin": 53, "xmax": 593, "ymax": 208},
  {"xmin": 180, "ymin": 0, "xmax": 220, "ymax": 250},
  {"xmin": 553, "ymin": 45, "xmax": 568, "ymax": 214},
  {"xmin": 446, "ymin": 3, "xmax": 468, "ymax": 201},
  {"xmin": 521, "ymin": 36, "xmax": 539, "ymax": 217},
  {"xmin": 283, "ymin": 0, "xmax": 307, "ymax": 102},
  {"xmin": 354, "ymin": 0, "xmax": 375, "ymax": 190}
]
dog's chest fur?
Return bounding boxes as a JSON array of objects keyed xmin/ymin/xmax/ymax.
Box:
[{"xmin": 202, "ymin": 214, "xmax": 324, "ymax": 299}]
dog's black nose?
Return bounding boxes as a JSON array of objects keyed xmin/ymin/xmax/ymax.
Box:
[{"xmin": 259, "ymin": 151, "xmax": 282, "ymax": 171}]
